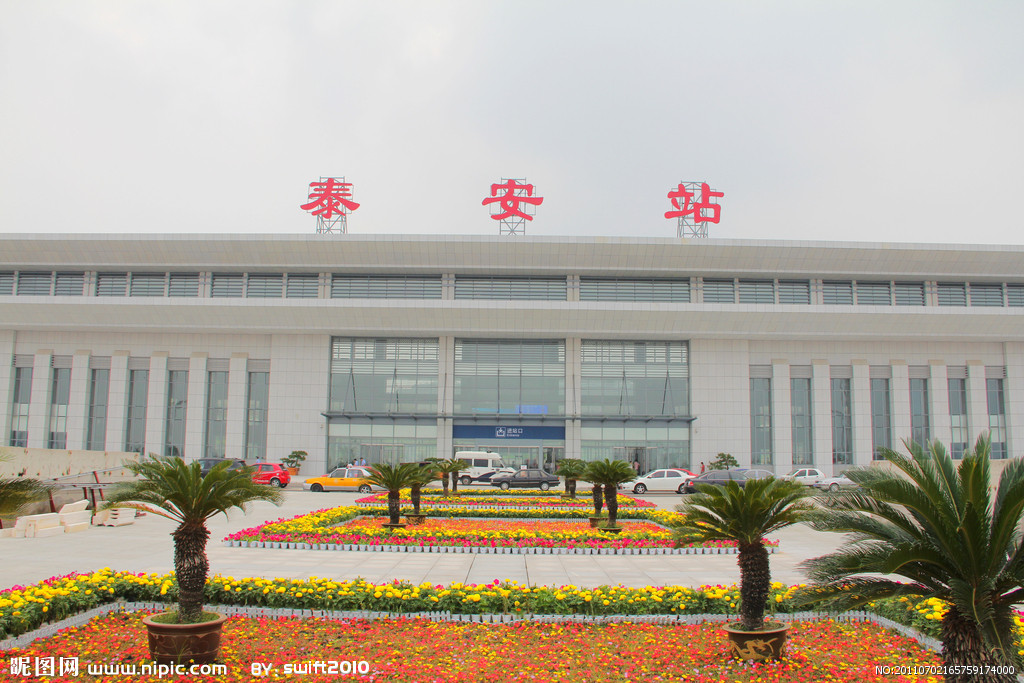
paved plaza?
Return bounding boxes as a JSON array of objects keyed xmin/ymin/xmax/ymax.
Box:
[{"xmin": 0, "ymin": 488, "xmax": 849, "ymax": 590}]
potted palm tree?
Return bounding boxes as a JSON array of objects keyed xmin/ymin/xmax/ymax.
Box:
[
  {"xmin": 554, "ymin": 458, "xmax": 587, "ymax": 499},
  {"xmin": 441, "ymin": 458, "xmax": 469, "ymax": 495},
  {"xmin": 583, "ymin": 459, "xmax": 637, "ymax": 532},
  {"xmin": 103, "ymin": 456, "xmax": 282, "ymax": 664},
  {"xmin": 365, "ymin": 463, "xmax": 422, "ymax": 528},
  {"xmin": 405, "ymin": 466, "xmax": 436, "ymax": 526},
  {"xmin": 281, "ymin": 450, "xmax": 307, "ymax": 476},
  {"xmin": 676, "ymin": 476, "xmax": 812, "ymax": 660},
  {"xmin": 799, "ymin": 435, "xmax": 1024, "ymax": 680}
]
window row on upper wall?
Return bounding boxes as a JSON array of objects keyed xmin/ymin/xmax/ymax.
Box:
[{"xmin": 2, "ymin": 271, "xmax": 1024, "ymax": 307}]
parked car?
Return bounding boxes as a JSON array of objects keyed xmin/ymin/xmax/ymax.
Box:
[
  {"xmin": 196, "ymin": 458, "xmax": 248, "ymax": 477},
  {"xmin": 682, "ymin": 468, "xmax": 774, "ymax": 494},
  {"xmin": 488, "ymin": 468, "xmax": 560, "ymax": 491},
  {"xmin": 251, "ymin": 462, "xmax": 291, "ymax": 488},
  {"xmin": 303, "ymin": 466, "xmax": 378, "ymax": 493},
  {"xmin": 631, "ymin": 468, "xmax": 696, "ymax": 494},
  {"xmin": 780, "ymin": 467, "xmax": 826, "ymax": 486},
  {"xmin": 813, "ymin": 475, "xmax": 857, "ymax": 492},
  {"xmin": 475, "ymin": 467, "xmax": 516, "ymax": 483}
]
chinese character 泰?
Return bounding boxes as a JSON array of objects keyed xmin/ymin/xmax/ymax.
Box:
[{"xmin": 301, "ymin": 178, "xmax": 360, "ymax": 219}]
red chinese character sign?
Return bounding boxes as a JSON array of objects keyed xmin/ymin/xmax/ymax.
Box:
[
  {"xmin": 665, "ymin": 182, "xmax": 723, "ymax": 238},
  {"xmin": 301, "ymin": 177, "xmax": 359, "ymax": 234},
  {"xmin": 483, "ymin": 178, "xmax": 543, "ymax": 235}
]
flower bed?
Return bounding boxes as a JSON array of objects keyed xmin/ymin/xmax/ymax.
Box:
[
  {"xmin": 356, "ymin": 490, "xmax": 654, "ymax": 509},
  {"xmin": 0, "ymin": 611, "xmax": 944, "ymax": 682}
]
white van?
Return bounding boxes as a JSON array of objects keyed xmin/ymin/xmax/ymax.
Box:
[{"xmin": 454, "ymin": 451, "xmax": 510, "ymax": 484}]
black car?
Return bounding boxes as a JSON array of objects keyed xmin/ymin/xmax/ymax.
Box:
[
  {"xmin": 196, "ymin": 458, "xmax": 248, "ymax": 476},
  {"xmin": 682, "ymin": 468, "xmax": 773, "ymax": 494},
  {"xmin": 488, "ymin": 468, "xmax": 560, "ymax": 491}
]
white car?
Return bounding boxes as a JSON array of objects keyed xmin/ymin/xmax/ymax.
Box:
[
  {"xmin": 781, "ymin": 468, "xmax": 826, "ymax": 486},
  {"xmin": 813, "ymin": 475, "xmax": 857, "ymax": 492},
  {"xmin": 630, "ymin": 468, "xmax": 696, "ymax": 494}
]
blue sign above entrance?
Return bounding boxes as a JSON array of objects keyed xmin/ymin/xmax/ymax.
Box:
[{"xmin": 452, "ymin": 425, "xmax": 566, "ymax": 440}]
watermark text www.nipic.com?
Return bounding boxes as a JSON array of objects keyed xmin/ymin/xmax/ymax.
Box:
[
  {"xmin": 7, "ymin": 656, "xmax": 228, "ymax": 678},
  {"xmin": 251, "ymin": 660, "xmax": 372, "ymax": 676},
  {"xmin": 874, "ymin": 665, "xmax": 1017, "ymax": 677}
]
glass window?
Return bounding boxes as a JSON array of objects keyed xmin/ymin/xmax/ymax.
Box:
[
  {"xmin": 86, "ymin": 369, "xmax": 109, "ymax": 451},
  {"xmin": 168, "ymin": 273, "xmax": 201, "ymax": 297},
  {"xmin": 332, "ymin": 275, "xmax": 443, "ymax": 299},
  {"xmin": 96, "ymin": 273, "xmax": 128, "ymax": 297},
  {"xmin": 910, "ymin": 378, "xmax": 930, "ymax": 448},
  {"xmin": 54, "ymin": 272, "xmax": 84, "ymax": 296},
  {"xmin": 454, "ymin": 277, "xmax": 566, "ymax": 301},
  {"xmin": 17, "ymin": 272, "xmax": 52, "ymax": 296},
  {"xmin": 331, "ymin": 338, "xmax": 439, "ymax": 414},
  {"xmin": 246, "ymin": 274, "xmax": 283, "ymax": 298},
  {"xmin": 870, "ymin": 378, "xmax": 891, "ymax": 460},
  {"xmin": 9, "ymin": 367, "xmax": 32, "ymax": 447},
  {"xmin": 124, "ymin": 369, "xmax": 148, "ymax": 453},
  {"xmin": 245, "ymin": 371, "xmax": 269, "ymax": 461},
  {"xmin": 987, "ymin": 378, "xmax": 1007, "ymax": 459},
  {"xmin": 750, "ymin": 378, "xmax": 772, "ymax": 465},
  {"xmin": 702, "ymin": 279, "xmax": 735, "ymax": 303},
  {"xmin": 969, "ymin": 283, "xmax": 1003, "ymax": 307},
  {"xmin": 831, "ymin": 378, "xmax": 852, "ymax": 465},
  {"xmin": 286, "ymin": 274, "xmax": 319, "ymax": 298},
  {"xmin": 579, "ymin": 278, "xmax": 690, "ymax": 302},
  {"xmin": 455, "ymin": 339, "xmax": 564, "ymax": 415},
  {"xmin": 790, "ymin": 378, "xmax": 813, "ymax": 465},
  {"xmin": 211, "ymin": 274, "xmax": 244, "ymax": 298},
  {"xmin": 894, "ymin": 282, "xmax": 925, "ymax": 306},
  {"xmin": 47, "ymin": 368, "xmax": 71, "ymax": 449},
  {"xmin": 777, "ymin": 280, "xmax": 810, "ymax": 304},
  {"xmin": 823, "ymin": 281, "xmax": 853, "ymax": 305},
  {"xmin": 937, "ymin": 283, "xmax": 967, "ymax": 306},
  {"xmin": 204, "ymin": 371, "xmax": 229, "ymax": 459},
  {"xmin": 580, "ymin": 341, "xmax": 688, "ymax": 417},
  {"xmin": 856, "ymin": 281, "xmax": 891, "ymax": 305},
  {"xmin": 164, "ymin": 370, "xmax": 188, "ymax": 458},
  {"xmin": 948, "ymin": 378, "xmax": 968, "ymax": 458},
  {"xmin": 130, "ymin": 273, "xmax": 167, "ymax": 297}
]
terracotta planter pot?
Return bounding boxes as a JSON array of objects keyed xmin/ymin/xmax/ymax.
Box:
[
  {"xmin": 142, "ymin": 612, "xmax": 228, "ymax": 665},
  {"xmin": 286, "ymin": 467, "xmax": 299, "ymax": 476},
  {"xmin": 382, "ymin": 522, "xmax": 408, "ymax": 529},
  {"xmin": 404, "ymin": 514, "xmax": 427, "ymax": 526},
  {"xmin": 599, "ymin": 526, "xmax": 623, "ymax": 534},
  {"xmin": 588, "ymin": 516, "xmax": 608, "ymax": 528},
  {"xmin": 723, "ymin": 621, "xmax": 790, "ymax": 661}
]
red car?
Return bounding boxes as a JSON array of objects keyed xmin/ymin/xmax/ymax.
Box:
[{"xmin": 251, "ymin": 463, "xmax": 291, "ymax": 488}]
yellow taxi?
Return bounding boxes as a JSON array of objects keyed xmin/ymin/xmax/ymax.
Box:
[{"xmin": 303, "ymin": 466, "xmax": 377, "ymax": 493}]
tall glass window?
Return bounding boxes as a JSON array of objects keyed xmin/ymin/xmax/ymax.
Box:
[
  {"xmin": 9, "ymin": 367, "xmax": 32, "ymax": 447},
  {"xmin": 124, "ymin": 370, "xmax": 148, "ymax": 453},
  {"xmin": 750, "ymin": 378, "xmax": 772, "ymax": 465},
  {"xmin": 204, "ymin": 371, "xmax": 229, "ymax": 459},
  {"xmin": 831, "ymin": 378, "xmax": 852, "ymax": 465},
  {"xmin": 870, "ymin": 378, "xmax": 891, "ymax": 460},
  {"xmin": 580, "ymin": 341, "xmax": 688, "ymax": 417},
  {"xmin": 245, "ymin": 372, "xmax": 269, "ymax": 461},
  {"xmin": 987, "ymin": 378, "xmax": 1007, "ymax": 459},
  {"xmin": 455, "ymin": 340, "xmax": 564, "ymax": 415},
  {"xmin": 910, "ymin": 378, "xmax": 930, "ymax": 447},
  {"xmin": 164, "ymin": 370, "xmax": 188, "ymax": 458},
  {"xmin": 948, "ymin": 378, "xmax": 968, "ymax": 458},
  {"xmin": 790, "ymin": 378, "xmax": 813, "ymax": 465},
  {"xmin": 86, "ymin": 369, "xmax": 109, "ymax": 451},
  {"xmin": 330, "ymin": 338, "xmax": 439, "ymax": 414},
  {"xmin": 47, "ymin": 368, "xmax": 71, "ymax": 449}
]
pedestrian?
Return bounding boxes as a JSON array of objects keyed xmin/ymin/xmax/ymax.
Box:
[
  {"xmin": 699, "ymin": 461, "xmax": 705, "ymax": 474},
  {"xmin": 359, "ymin": 457, "xmax": 366, "ymax": 466},
  {"xmin": 632, "ymin": 460, "xmax": 640, "ymax": 474}
]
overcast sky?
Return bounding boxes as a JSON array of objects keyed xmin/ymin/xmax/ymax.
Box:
[{"xmin": 1, "ymin": 2, "xmax": 1022, "ymax": 244}]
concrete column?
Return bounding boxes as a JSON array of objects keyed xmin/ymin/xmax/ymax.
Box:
[
  {"xmin": 811, "ymin": 360, "xmax": 832, "ymax": 472},
  {"xmin": 436, "ymin": 335, "xmax": 454, "ymax": 457},
  {"xmin": 105, "ymin": 352, "xmax": 129, "ymax": 451},
  {"xmin": 852, "ymin": 361, "xmax": 871, "ymax": 467},
  {"xmin": 66, "ymin": 351, "xmax": 91, "ymax": 450},
  {"xmin": 226, "ymin": 353, "xmax": 248, "ymax": 460},
  {"xmin": 929, "ymin": 361, "xmax": 950, "ymax": 448},
  {"xmin": 566, "ymin": 275, "xmax": 580, "ymax": 302},
  {"xmin": 966, "ymin": 361, "xmax": 988, "ymax": 447},
  {"xmin": 0, "ymin": 331, "xmax": 13, "ymax": 440},
  {"xmin": 892, "ymin": 362, "xmax": 911, "ymax": 448},
  {"xmin": 771, "ymin": 360, "xmax": 792, "ymax": 474},
  {"xmin": 185, "ymin": 354, "xmax": 208, "ymax": 461},
  {"xmin": 146, "ymin": 353, "xmax": 168, "ymax": 457},
  {"xmin": 1004, "ymin": 343, "xmax": 1024, "ymax": 458},
  {"xmin": 565, "ymin": 336, "xmax": 581, "ymax": 460},
  {"xmin": 27, "ymin": 351, "xmax": 52, "ymax": 449}
]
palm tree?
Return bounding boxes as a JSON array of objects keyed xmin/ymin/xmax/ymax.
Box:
[
  {"xmin": 408, "ymin": 466, "xmax": 436, "ymax": 517},
  {"xmin": 0, "ymin": 455, "xmax": 56, "ymax": 528},
  {"xmin": 555, "ymin": 458, "xmax": 588, "ymax": 499},
  {"xmin": 677, "ymin": 476, "xmax": 812, "ymax": 631},
  {"xmin": 799, "ymin": 435, "xmax": 1024, "ymax": 680},
  {"xmin": 103, "ymin": 456, "xmax": 282, "ymax": 622},
  {"xmin": 437, "ymin": 458, "xmax": 469, "ymax": 495},
  {"xmin": 365, "ymin": 463, "xmax": 422, "ymax": 525},
  {"xmin": 583, "ymin": 459, "xmax": 638, "ymax": 528}
]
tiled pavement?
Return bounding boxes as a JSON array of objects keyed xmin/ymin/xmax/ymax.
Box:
[{"xmin": 0, "ymin": 488, "xmax": 848, "ymax": 590}]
